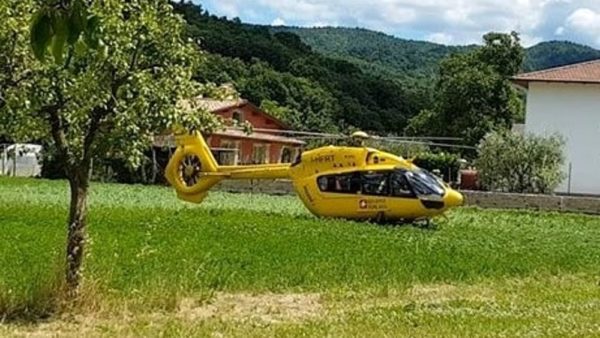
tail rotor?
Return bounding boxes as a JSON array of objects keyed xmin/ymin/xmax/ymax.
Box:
[{"xmin": 165, "ymin": 131, "xmax": 222, "ymax": 203}]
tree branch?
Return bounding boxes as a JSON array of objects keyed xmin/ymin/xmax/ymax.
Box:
[
  {"xmin": 46, "ymin": 103, "xmax": 70, "ymax": 166},
  {"xmin": 129, "ymin": 38, "xmax": 142, "ymax": 72},
  {"xmin": 81, "ymin": 39, "xmax": 159, "ymax": 170},
  {"xmin": 82, "ymin": 68, "xmax": 122, "ymax": 167}
]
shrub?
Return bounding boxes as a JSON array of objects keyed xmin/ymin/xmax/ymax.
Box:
[
  {"xmin": 475, "ymin": 130, "xmax": 565, "ymax": 194},
  {"xmin": 365, "ymin": 139, "xmax": 430, "ymax": 158},
  {"xmin": 412, "ymin": 152, "xmax": 461, "ymax": 183}
]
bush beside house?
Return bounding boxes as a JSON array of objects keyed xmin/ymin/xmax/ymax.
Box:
[{"xmin": 475, "ymin": 130, "xmax": 565, "ymax": 194}]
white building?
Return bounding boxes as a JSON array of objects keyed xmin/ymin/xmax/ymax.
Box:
[
  {"xmin": 513, "ymin": 59, "xmax": 600, "ymax": 195},
  {"xmin": 0, "ymin": 143, "xmax": 43, "ymax": 177}
]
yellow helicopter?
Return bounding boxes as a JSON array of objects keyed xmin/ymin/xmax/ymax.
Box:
[{"xmin": 165, "ymin": 131, "xmax": 464, "ymax": 223}]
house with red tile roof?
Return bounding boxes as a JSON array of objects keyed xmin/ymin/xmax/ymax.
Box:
[
  {"xmin": 512, "ymin": 59, "xmax": 600, "ymax": 194},
  {"xmin": 195, "ymin": 98, "xmax": 304, "ymax": 165}
]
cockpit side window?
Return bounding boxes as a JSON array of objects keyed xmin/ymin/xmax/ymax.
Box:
[
  {"xmin": 406, "ymin": 169, "xmax": 445, "ymax": 198},
  {"xmin": 390, "ymin": 171, "xmax": 415, "ymax": 198},
  {"xmin": 361, "ymin": 171, "xmax": 389, "ymax": 196},
  {"xmin": 317, "ymin": 173, "xmax": 361, "ymax": 194}
]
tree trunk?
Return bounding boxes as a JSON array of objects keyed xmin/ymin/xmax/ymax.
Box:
[
  {"xmin": 151, "ymin": 147, "xmax": 157, "ymax": 184},
  {"xmin": 12, "ymin": 149, "xmax": 17, "ymax": 177},
  {"xmin": 65, "ymin": 172, "xmax": 90, "ymax": 297}
]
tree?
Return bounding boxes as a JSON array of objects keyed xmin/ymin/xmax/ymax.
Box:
[
  {"xmin": 0, "ymin": 1, "xmax": 37, "ymax": 138},
  {"xmin": 0, "ymin": 0, "xmax": 220, "ymax": 297},
  {"xmin": 406, "ymin": 32, "xmax": 524, "ymax": 148},
  {"xmin": 475, "ymin": 130, "xmax": 565, "ymax": 194},
  {"xmin": 238, "ymin": 62, "xmax": 339, "ymax": 132}
]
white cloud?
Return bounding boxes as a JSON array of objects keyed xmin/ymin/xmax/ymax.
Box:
[
  {"xmin": 565, "ymin": 8, "xmax": 600, "ymax": 46},
  {"xmin": 379, "ymin": 4, "xmax": 417, "ymax": 24},
  {"xmin": 566, "ymin": 8, "xmax": 600, "ymax": 32},
  {"xmin": 520, "ymin": 34, "xmax": 543, "ymax": 47},
  {"xmin": 555, "ymin": 26, "xmax": 565, "ymax": 35},
  {"xmin": 209, "ymin": 0, "xmax": 240, "ymax": 18},
  {"xmin": 202, "ymin": 0, "xmax": 600, "ymax": 47},
  {"xmin": 271, "ymin": 17, "xmax": 286, "ymax": 26},
  {"xmin": 310, "ymin": 22, "xmax": 333, "ymax": 28},
  {"xmin": 426, "ymin": 32, "xmax": 453, "ymax": 45}
]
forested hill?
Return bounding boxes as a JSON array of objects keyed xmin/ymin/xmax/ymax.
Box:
[
  {"xmin": 173, "ymin": 2, "xmax": 429, "ymax": 134},
  {"xmin": 272, "ymin": 27, "xmax": 472, "ymax": 81},
  {"xmin": 173, "ymin": 2, "xmax": 600, "ymax": 135},
  {"xmin": 523, "ymin": 41, "xmax": 600, "ymax": 71},
  {"xmin": 274, "ymin": 27, "xmax": 600, "ymax": 75}
]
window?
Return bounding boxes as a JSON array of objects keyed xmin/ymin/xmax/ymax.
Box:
[
  {"xmin": 405, "ymin": 169, "xmax": 445, "ymax": 198},
  {"xmin": 280, "ymin": 147, "xmax": 293, "ymax": 163},
  {"xmin": 317, "ymin": 173, "xmax": 361, "ymax": 194},
  {"xmin": 232, "ymin": 111, "xmax": 243, "ymax": 124},
  {"xmin": 218, "ymin": 140, "xmax": 239, "ymax": 165},
  {"xmin": 220, "ymin": 140, "xmax": 237, "ymax": 149},
  {"xmin": 252, "ymin": 144, "xmax": 268, "ymax": 164},
  {"xmin": 317, "ymin": 169, "xmax": 444, "ymax": 198},
  {"xmin": 390, "ymin": 170, "xmax": 415, "ymax": 198},
  {"xmin": 361, "ymin": 171, "xmax": 389, "ymax": 196}
]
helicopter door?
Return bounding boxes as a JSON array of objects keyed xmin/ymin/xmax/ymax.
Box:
[
  {"xmin": 315, "ymin": 172, "xmax": 363, "ymax": 218},
  {"xmin": 386, "ymin": 170, "xmax": 426, "ymax": 219},
  {"xmin": 355, "ymin": 171, "xmax": 392, "ymax": 218}
]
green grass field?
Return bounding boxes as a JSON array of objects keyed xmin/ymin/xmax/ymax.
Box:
[{"xmin": 1, "ymin": 177, "xmax": 600, "ymax": 337}]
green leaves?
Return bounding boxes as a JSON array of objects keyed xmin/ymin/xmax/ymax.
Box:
[
  {"xmin": 29, "ymin": 0, "xmax": 100, "ymax": 64},
  {"xmin": 66, "ymin": 0, "xmax": 85, "ymax": 45},
  {"xmin": 50, "ymin": 12, "xmax": 68, "ymax": 64},
  {"xmin": 82, "ymin": 15, "xmax": 100, "ymax": 49},
  {"xmin": 30, "ymin": 10, "xmax": 53, "ymax": 60},
  {"xmin": 406, "ymin": 32, "xmax": 524, "ymax": 150},
  {"xmin": 475, "ymin": 131, "xmax": 565, "ymax": 194},
  {"xmin": 7, "ymin": 0, "xmax": 221, "ymax": 170}
]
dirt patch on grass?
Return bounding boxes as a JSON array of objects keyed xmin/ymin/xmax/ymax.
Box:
[
  {"xmin": 408, "ymin": 283, "xmax": 496, "ymax": 304},
  {"xmin": 178, "ymin": 292, "xmax": 323, "ymax": 324}
]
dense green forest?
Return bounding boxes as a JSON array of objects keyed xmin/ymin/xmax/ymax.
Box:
[
  {"xmin": 276, "ymin": 26, "xmax": 600, "ymax": 76},
  {"xmin": 523, "ymin": 41, "xmax": 600, "ymax": 71},
  {"xmin": 174, "ymin": 2, "xmax": 600, "ymax": 135},
  {"xmin": 272, "ymin": 27, "xmax": 472, "ymax": 83},
  {"xmin": 174, "ymin": 2, "xmax": 426, "ymax": 134}
]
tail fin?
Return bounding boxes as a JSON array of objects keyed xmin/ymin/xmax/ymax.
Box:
[{"xmin": 165, "ymin": 131, "xmax": 222, "ymax": 203}]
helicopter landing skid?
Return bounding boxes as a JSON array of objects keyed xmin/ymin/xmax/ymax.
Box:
[
  {"xmin": 369, "ymin": 214, "xmax": 437, "ymax": 229},
  {"xmin": 412, "ymin": 218, "xmax": 438, "ymax": 230}
]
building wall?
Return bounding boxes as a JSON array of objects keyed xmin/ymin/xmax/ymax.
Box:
[
  {"xmin": 215, "ymin": 104, "xmax": 283, "ymax": 129},
  {"xmin": 525, "ymin": 82, "xmax": 600, "ymax": 194},
  {"xmin": 208, "ymin": 134, "xmax": 298, "ymax": 164},
  {"xmin": 208, "ymin": 104, "xmax": 298, "ymax": 164}
]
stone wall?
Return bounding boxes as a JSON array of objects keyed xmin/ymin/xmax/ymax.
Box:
[
  {"xmin": 217, "ymin": 179, "xmax": 295, "ymax": 195},
  {"xmin": 215, "ymin": 179, "xmax": 600, "ymax": 215},
  {"xmin": 462, "ymin": 191, "xmax": 600, "ymax": 214}
]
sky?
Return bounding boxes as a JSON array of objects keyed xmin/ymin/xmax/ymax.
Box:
[{"xmin": 196, "ymin": 0, "xmax": 600, "ymax": 48}]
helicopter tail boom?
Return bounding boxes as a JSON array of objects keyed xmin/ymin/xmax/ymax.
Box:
[{"xmin": 165, "ymin": 131, "xmax": 291, "ymax": 203}]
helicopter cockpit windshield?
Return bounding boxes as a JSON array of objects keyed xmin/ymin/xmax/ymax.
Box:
[{"xmin": 403, "ymin": 169, "xmax": 445, "ymax": 201}]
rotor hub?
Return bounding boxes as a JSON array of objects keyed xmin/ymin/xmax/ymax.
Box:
[{"xmin": 178, "ymin": 154, "xmax": 202, "ymax": 187}]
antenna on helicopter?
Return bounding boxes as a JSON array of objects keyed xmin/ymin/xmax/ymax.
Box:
[{"xmin": 349, "ymin": 131, "xmax": 369, "ymax": 147}]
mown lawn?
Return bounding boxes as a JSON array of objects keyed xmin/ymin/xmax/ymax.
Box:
[{"xmin": 1, "ymin": 177, "xmax": 599, "ymax": 337}]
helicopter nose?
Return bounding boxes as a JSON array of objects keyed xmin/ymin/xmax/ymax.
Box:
[{"xmin": 444, "ymin": 189, "xmax": 464, "ymax": 208}]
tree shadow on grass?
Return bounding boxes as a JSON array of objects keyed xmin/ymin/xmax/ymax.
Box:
[
  {"xmin": 0, "ymin": 286, "xmax": 61, "ymax": 325},
  {"xmin": 373, "ymin": 218, "xmax": 442, "ymax": 231},
  {"xmin": 0, "ymin": 260, "xmax": 65, "ymax": 324}
]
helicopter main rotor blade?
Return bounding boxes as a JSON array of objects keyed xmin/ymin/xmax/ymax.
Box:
[
  {"xmin": 224, "ymin": 126, "xmax": 475, "ymax": 150},
  {"xmin": 227, "ymin": 126, "xmax": 463, "ymax": 141}
]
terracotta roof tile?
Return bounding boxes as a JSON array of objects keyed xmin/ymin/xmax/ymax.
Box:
[
  {"xmin": 512, "ymin": 59, "xmax": 600, "ymax": 87},
  {"xmin": 194, "ymin": 98, "xmax": 247, "ymax": 112}
]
